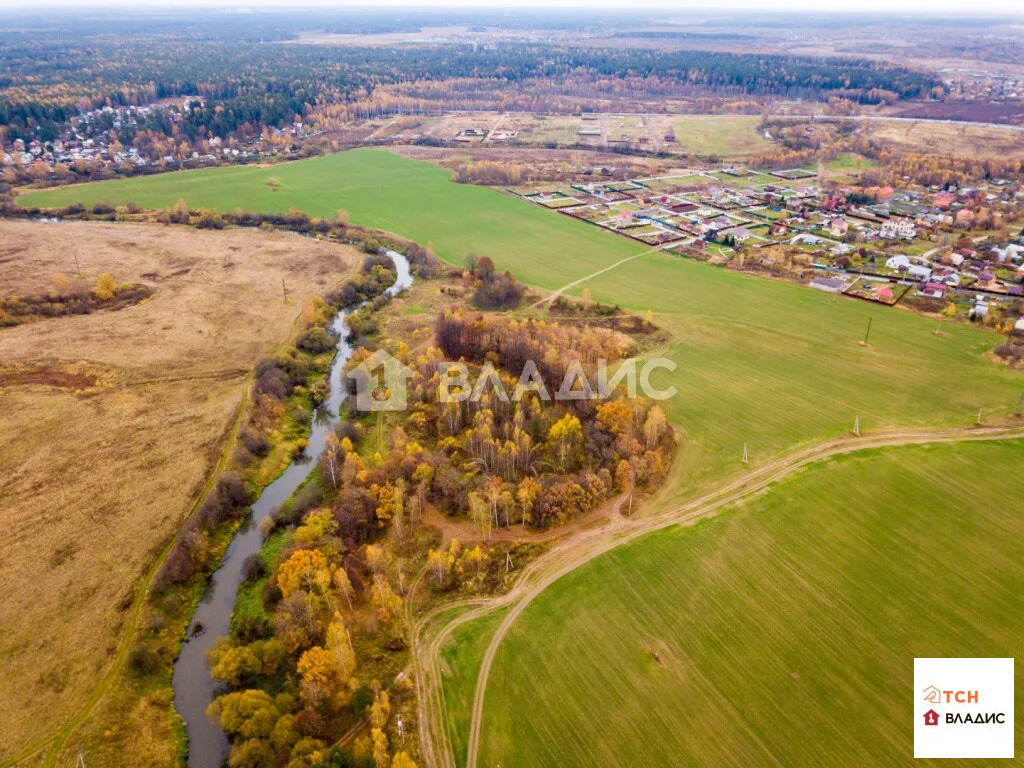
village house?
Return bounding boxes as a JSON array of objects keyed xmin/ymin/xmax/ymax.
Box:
[
  {"xmin": 920, "ymin": 282, "xmax": 947, "ymax": 299},
  {"xmin": 880, "ymin": 218, "xmax": 916, "ymax": 240},
  {"xmin": 885, "ymin": 254, "xmax": 911, "ymax": 271},
  {"xmin": 908, "ymin": 264, "xmax": 933, "ymax": 282},
  {"xmin": 955, "ymin": 209, "xmax": 976, "ymax": 228},
  {"xmin": 829, "ymin": 216, "xmax": 849, "ymax": 237}
]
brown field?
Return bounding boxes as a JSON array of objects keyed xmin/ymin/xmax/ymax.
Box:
[
  {"xmin": 0, "ymin": 220, "xmax": 357, "ymax": 761},
  {"xmin": 865, "ymin": 118, "xmax": 1024, "ymax": 158}
]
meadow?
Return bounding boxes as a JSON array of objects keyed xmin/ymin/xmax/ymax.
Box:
[
  {"xmin": 17, "ymin": 149, "xmax": 644, "ymax": 290},
  {"xmin": 0, "ymin": 220, "xmax": 356, "ymax": 763},
  {"xmin": 467, "ymin": 439, "xmax": 1024, "ymax": 767},
  {"xmin": 670, "ymin": 115, "xmax": 772, "ymax": 156}
]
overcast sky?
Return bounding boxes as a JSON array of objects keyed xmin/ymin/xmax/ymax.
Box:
[{"xmin": 0, "ymin": 0, "xmax": 1019, "ymax": 13}]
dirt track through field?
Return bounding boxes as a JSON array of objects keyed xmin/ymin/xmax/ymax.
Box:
[{"xmin": 407, "ymin": 424, "xmax": 1024, "ymax": 768}]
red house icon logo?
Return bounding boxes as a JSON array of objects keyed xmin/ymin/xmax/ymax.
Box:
[{"xmin": 924, "ymin": 709, "xmax": 940, "ymax": 726}]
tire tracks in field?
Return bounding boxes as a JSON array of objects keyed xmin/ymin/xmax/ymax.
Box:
[{"xmin": 408, "ymin": 425, "xmax": 1024, "ymax": 768}]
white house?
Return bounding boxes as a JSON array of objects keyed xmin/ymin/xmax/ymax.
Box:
[
  {"xmin": 886, "ymin": 254, "xmax": 911, "ymax": 270},
  {"xmin": 880, "ymin": 218, "xmax": 916, "ymax": 240},
  {"xmin": 908, "ymin": 264, "xmax": 932, "ymax": 281}
]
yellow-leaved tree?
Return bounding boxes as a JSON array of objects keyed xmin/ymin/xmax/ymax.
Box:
[
  {"xmin": 277, "ymin": 548, "xmax": 331, "ymax": 598},
  {"xmin": 94, "ymin": 272, "xmax": 117, "ymax": 301}
]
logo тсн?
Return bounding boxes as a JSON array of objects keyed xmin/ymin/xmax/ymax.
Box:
[{"xmin": 922, "ymin": 685, "xmax": 979, "ymax": 704}]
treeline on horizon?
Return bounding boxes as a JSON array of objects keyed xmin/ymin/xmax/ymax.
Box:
[{"xmin": 0, "ymin": 30, "xmax": 939, "ymax": 143}]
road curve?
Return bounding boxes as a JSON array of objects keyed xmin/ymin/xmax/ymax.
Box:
[{"xmin": 408, "ymin": 425, "xmax": 1024, "ymax": 768}]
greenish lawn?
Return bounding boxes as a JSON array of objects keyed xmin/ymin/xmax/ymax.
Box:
[
  {"xmin": 671, "ymin": 116, "xmax": 773, "ymax": 157},
  {"xmin": 826, "ymin": 152, "xmax": 879, "ymax": 173},
  {"xmin": 575, "ymin": 249, "xmax": 1021, "ymax": 494},
  {"xmin": 16, "ymin": 148, "xmax": 644, "ymax": 290},
  {"xmin": 475, "ymin": 440, "xmax": 1024, "ymax": 767},
  {"xmin": 230, "ymin": 528, "xmax": 290, "ymax": 637},
  {"xmin": 439, "ymin": 607, "xmax": 510, "ymax": 767}
]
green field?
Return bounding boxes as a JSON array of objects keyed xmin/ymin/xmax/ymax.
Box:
[
  {"xmin": 20, "ymin": 149, "xmax": 1022, "ymax": 495},
  {"xmin": 671, "ymin": 115, "xmax": 773, "ymax": 157},
  {"xmin": 17, "ymin": 149, "xmax": 643, "ymax": 290},
  {"xmin": 464, "ymin": 440, "xmax": 1024, "ymax": 767},
  {"xmin": 573, "ymin": 249, "xmax": 1021, "ymax": 494}
]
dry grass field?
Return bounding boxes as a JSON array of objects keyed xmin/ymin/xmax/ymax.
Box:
[
  {"xmin": 0, "ymin": 220, "xmax": 357, "ymax": 761},
  {"xmin": 865, "ymin": 119, "xmax": 1024, "ymax": 158}
]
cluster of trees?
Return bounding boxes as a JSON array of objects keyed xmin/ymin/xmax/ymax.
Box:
[
  {"xmin": 463, "ymin": 255, "xmax": 524, "ymax": 310},
  {"xmin": 859, "ymin": 151, "xmax": 1024, "ymax": 188},
  {"xmin": 0, "ymin": 271, "xmax": 152, "ymax": 327},
  {"xmin": 337, "ymin": 311, "xmax": 672, "ymax": 530},
  {"xmin": 205, "ymin": 504, "xmax": 417, "ymax": 768}
]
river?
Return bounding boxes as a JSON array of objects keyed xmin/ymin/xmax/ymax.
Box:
[{"xmin": 171, "ymin": 250, "xmax": 413, "ymax": 768}]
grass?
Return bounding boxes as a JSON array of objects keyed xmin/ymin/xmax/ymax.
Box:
[
  {"xmin": 574, "ymin": 248, "xmax": 1021, "ymax": 495},
  {"xmin": 475, "ymin": 440, "xmax": 1024, "ymax": 767},
  {"xmin": 439, "ymin": 608, "xmax": 510, "ymax": 767},
  {"xmin": 671, "ymin": 116, "xmax": 772, "ymax": 157},
  {"xmin": 17, "ymin": 148, "xmax": 644, "ymax": 290},
  {"xmin": 230, "ymin": 529, "xmax": 291, "ymax": 637},
  {"xmin": 0, "ymin": 219, "xmax": 358, "ymax": 763},
  {"xmin": 825, "ymin": 151, "xmax": 878, "ymax": 174}
]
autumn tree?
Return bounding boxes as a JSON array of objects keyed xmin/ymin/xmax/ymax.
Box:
[
  {"xmin": 94, "ymin": 272, "xmax": 117, "ymax": 301},
  {"xmin": 297, "ymin": 646, "xmax": 344, "ymax": 711},
  {"xmin": 51, "ymin": 272, "xmax": 70, "ymax": 295},
  {"xmin": 277, "ymin": 549, "xmax": 331, "ymax": 598}
]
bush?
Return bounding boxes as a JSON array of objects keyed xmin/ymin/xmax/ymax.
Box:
[
  {"xmin": 298, "ymin": 326, "xmax": 335, "ymax": 354},
  {"xmin": 242, "ymin": 554, "xmax": 266, "ymax": 582},
  {"xmin": 233, "ymin": 616, "xmax": 271, "ymax": 644},
  {"xmin": 129, "ymin": 642, "xmax": 161, "ymax": 675},
  {"xmin": 241, "ymin": 428, "xmax": 271, "ymax": 457},
  {"xmin": 350, "ymin": 685, "xmax": 373, "ymax": 718}
]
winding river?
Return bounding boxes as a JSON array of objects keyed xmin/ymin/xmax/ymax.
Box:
[{"xmin": 172, "ymin": 251, "xmax": 413, "ymax": 768}]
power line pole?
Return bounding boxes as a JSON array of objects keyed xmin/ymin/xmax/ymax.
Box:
[
  {"xmin": 863, "ymin": 316, "xmax": 873, "ymax": 346},
  {"xmin": 1015, "ymin": 391, "xmax": 1024, "ymax": 417},
  {"xmin": 853, "ymin": 416, "xmax": 860, "ymax": 436},
  {"xmin": 742, "ymin": 443, "xmax": 749, "ymax": 464}
]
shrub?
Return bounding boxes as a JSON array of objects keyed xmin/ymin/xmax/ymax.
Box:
[
  {"xmin": 242, "ymin": 554, "xmax": 266, "ymax": 582},
  {"xmin": 129, "ymin": 642, "xmax": 161, "ymax": 675}
]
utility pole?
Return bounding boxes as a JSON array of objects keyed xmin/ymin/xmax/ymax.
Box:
[
  {"xmin": 76, "ymin": 751, "xmax": 86, "ymax": 768},
  {"xmin": 505, "ymin": 551, "xmax": 513, "ymax": 574},
  {"xmin": 73, "ymin": 253, "xmax": 82, "ymax": 277},
  {"xmin": 976, "ymin": 408, "xmax": 983, "ymax": 426},
  {"xmin": 853, "ymin": 416, "xmax": 860, "ymax": 436},
  {"xmin": 935, "ymin": 316, "xmax": 942, "ymax": 335},
  {"xmin": 742, "ymin": 443, "xmax": 749, "ymax": 464},
  {"xmin": 281, "ymin": 276, "xmax": 287, "ymax": 301},
  {"xmin": 863, "ymin": 316, "xmax": 873, "ymax": 346},
  {"xmin": 1015, "ymin": 391, "xmax": 1024, "ymax": 417}
]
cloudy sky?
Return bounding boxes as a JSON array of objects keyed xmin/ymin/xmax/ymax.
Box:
[{"xmin": 0, "ymin": 0, "xmax": 1019, "ymax": 12}]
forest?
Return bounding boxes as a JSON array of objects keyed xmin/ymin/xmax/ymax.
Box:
[{"xmin": 0, "ymin": 20, "xmax": 939, "ymax": 143}]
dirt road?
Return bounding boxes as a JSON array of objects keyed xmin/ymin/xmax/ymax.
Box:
[{"xmin": 407, "ymin": 424, "xmax": 1024, "ymax": 768}]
